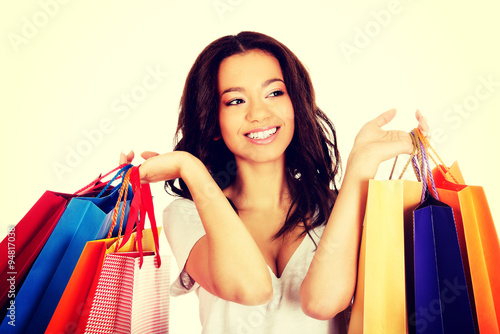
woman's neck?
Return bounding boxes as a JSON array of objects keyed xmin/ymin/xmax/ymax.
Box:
[{"xmin": 226, "ymin": 158, "xmax": 291, "ymax": 211}]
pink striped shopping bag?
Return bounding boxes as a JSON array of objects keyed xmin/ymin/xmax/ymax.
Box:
[{"xmin": 84, "ymin": 251, "xmax": 169, "ymax": 334}]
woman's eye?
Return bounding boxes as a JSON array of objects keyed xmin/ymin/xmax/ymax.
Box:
[
  {"xmin": 268, "ymin": 90, "xmax": 284, "ymax": 98},
  {"xmin": 226, "ymin": 98, "xmax": 244, "ymax": 106}
]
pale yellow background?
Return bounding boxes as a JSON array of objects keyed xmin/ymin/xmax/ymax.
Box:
[{"xmin": 1, "ymin": 1, "xmax": 499, "ymax": 332}]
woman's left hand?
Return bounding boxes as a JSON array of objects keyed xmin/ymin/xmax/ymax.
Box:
[{"xmin": 349, "ymin": 109, "xmax": 429, "ymax": 170}]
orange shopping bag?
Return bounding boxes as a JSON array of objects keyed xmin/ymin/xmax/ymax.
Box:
[{"xmin": 432, "ymin": 161, "xmax": 500, "ymax": 334}]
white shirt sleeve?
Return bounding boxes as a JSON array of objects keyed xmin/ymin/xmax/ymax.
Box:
[{"xmin": 163, "ymin": 198, "xmax": 206, "ymax": 296}]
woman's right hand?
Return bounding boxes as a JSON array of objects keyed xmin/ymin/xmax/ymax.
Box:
[
  {"xmin": 119, "ymin": 150, "xmax": 196, "ymax": 184},
  {"xmin": 119, "ymin": 150, "xmax": 159, "ymax": 165}
]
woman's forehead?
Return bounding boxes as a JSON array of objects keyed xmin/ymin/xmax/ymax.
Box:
[{"xmin": 218, "ymin": 50, "xmax": 284, "ymax": 90}]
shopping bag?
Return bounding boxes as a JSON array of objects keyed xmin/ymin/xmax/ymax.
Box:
[
  {"xmin": 45, "ymin": 228, "xmax": 161, "ymax": 334},
  {"xmin": 83, "ymin": 252, "xmax": 170, "ymax": 334},
  {"xmin": 411, "ymin": 130, "xmax": 475, "ymax": 333},
  {"xmin": 413, "ymin": 194, "xmax": 476, "ymax": 333},
  {"xmin": 82, "ymin": 167, "xmax": 168, "ymax": 333},
  {"xmin": 0, "ymin": 164, "xmax": 134, "ymax": 334},
  {"xmin": 348, "ymin": 179, "xmax": 422, "ymax": 334},
  {"xmin": 0, "ymin": 191, "xmax": 68, "ymax": 322},
  {"xmin": 432, "ymin": 162, "xmax": 500, "ymax": 333},
  {"xmin": 0, "ymin": 182, "xmax": 111, "ymax": 319}
]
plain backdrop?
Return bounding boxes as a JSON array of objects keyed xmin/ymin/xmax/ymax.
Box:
[{"xmin": 1, "ymin": 1, "xmax": 499, "ymax": 333}]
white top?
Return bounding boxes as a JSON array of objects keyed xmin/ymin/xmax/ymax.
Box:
[{"xmin": 164, "ymin": 198, "xmax": 349, "ymax": 334}]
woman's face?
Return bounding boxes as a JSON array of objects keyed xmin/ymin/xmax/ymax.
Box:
[{"xmin": 217, "ymin": 49, "xmax": 295, "ymax": 165}]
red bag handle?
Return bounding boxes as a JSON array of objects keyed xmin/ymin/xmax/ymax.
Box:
[
  {"xmin": 73, "ymin": 163, "xmax": 129, "ymax": 196},
  {"xmin": 119, "ymin": 166, "xmax": 161, "ymax": 268}
]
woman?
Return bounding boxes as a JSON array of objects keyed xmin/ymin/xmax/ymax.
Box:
[{"xmin": 121, "ymin": 31, "xmax": 428, "ymax": 333}]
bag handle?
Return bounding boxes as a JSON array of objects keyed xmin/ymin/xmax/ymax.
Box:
[
  {"xmin": 73, "ymin": 163, "xmax": 131, "ymax": 196},
  {"xmin": 389, "ymin": 132, "xmax": 421, "ymax": 181},
  {"xmin": 411, "ymin": 131, "xmax": 438, "ymax": 202},
  {"xmin": 95, "ymin": 164, "xmax": 134, "ymax": 199},
  {"xmin": 413, "ymin": 129, "xmax": 459, "ymax": 184},
  {"xmin": 390, "ymin": 128, "xmax": 442, "ymax": 203},
  {"xmin": 118, "ymin": 166, "xmax": 161, "ymax": 268},
  {"xmin": 108, "ymin": 167, "xmax": 133, "ymax": 241}
]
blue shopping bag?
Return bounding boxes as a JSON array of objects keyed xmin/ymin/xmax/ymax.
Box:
[
  {"xmin": 413, "ymin": 194, "xmax": 476, "ymax": 333},
  {"xmin": 409, "ymin": 130, "xmax": 476, "ymax": 333},
  {"xmin": 0, "ymin": 165, "xmax": 134, "ymax": 334}
]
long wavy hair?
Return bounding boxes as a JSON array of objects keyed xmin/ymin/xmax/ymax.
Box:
[{"xmin": 165, "ymin": 31, "xmax": 341, "ymax": 239}]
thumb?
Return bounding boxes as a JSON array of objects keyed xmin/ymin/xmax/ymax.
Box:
[
  {"xmin": 141, "ymin": 151, "xmax": 160, "ymax": 160},
  {"xmin": 373, "ymin": 108, "xmax": 397, "ymax": 128}
]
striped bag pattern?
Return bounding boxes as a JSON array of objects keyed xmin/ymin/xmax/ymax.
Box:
[{"xmin": 84, "ymin": 252, "xmax": 169, "ymax": 333}]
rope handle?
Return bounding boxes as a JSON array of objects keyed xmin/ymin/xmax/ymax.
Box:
[
  {"xmin": 389, "ymin": 133, "xmax": 421, "ymax": 181},
  {"xmin": 118, "ymin": 166, "xmax": 161, "ymax": 268},
  {"xmin": 413, "ymin": 128, "xmax": 459, "ymax": 184},
  {"xmin": 390, "ymin": 128, "xmax": 458, "ymax": 185},
  {"xmin": 107, "ymin": 167, "xmax": 133, "ymax": 242},
  {"xmin": 73, "ymin": 163, "xmax": 130, "ymax": 196},
  {"xmin": 390, "ymin": 128, "xmax": 444, "ymax": 203},
  {"xmin": 411, "ymin": 131, "xmax": 440, "ymax": 202}
]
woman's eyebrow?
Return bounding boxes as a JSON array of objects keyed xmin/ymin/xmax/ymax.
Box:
[
  {"xmin": 221, "ymin": 78, "xmax": 285, "ymax": 97},
  {"xmin": 221, "ymin": 87, "xmax": 244, "ymax": 96},
  {"xmin": 262, "ymin": 78, "xmax": 284, "ymax": 88}
]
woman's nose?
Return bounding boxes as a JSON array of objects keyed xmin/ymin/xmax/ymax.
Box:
[{"xmin": 246, "ymin": 100, "xmax": 270, "ymax": 123}]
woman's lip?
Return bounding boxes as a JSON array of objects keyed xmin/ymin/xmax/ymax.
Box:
[
  {"xmin": 244, "ymin": 125, "xmax": 279, "ymax": 135},
  {"xmin": 244, "ymin": 127, "xmax": 280, "ymax": 145}
]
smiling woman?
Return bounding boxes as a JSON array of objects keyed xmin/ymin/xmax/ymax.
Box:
[
  {"xmin": 218, "ymin": 50, "xmax": 295, "ymax": 163},
  {"xmin": 120, "ymin": 31, "xmax": 429, "ymax": 333}
]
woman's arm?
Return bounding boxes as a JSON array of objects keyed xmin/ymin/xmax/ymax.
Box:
[
  {"xmin": 300, "ymin": 109, "xmax": 428, "ymax": 319},
  {"xmin": 123, "ymin": 151, "xmax": 273, "ymax": 305}
]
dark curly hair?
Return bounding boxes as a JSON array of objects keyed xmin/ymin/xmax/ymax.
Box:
[{"xmin": 165, "ymin": 31, "xmax": 341, "ymax": 239}]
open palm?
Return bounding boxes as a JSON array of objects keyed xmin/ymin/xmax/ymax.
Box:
[{"xmin": 352, "ymin": 109, "xmax": 429, "ymax": 165}]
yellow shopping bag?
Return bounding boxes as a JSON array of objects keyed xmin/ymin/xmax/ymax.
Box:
[{"xmin": 349, "ymin": 179, "xmax": 422, "ymax": 334}]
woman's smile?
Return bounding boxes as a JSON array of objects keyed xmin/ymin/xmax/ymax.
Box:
[{"xmin": 244, "ymin": 126, "xmax": 280, "ymax": 143}]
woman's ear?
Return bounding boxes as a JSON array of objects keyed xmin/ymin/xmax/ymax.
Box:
[{"xmin": 213, "ymin": 134, "xmax": 221, "ymax": 141}]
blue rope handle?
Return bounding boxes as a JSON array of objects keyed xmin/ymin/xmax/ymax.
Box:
[
  {"xmin": 410, "ymin": 130, "xmax": 440, "ymax": 203},
  {"xmin": 419, "ymin": 138, "xmax": 439, "ymax": 200},
  {"xmin": 96, "ymin": 164, "xmax": 134, "ymax": 198}
]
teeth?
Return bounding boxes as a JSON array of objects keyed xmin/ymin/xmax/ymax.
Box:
[{"xmin": 247, "ymin": 127, "xmax": 277, "ymax": 140}]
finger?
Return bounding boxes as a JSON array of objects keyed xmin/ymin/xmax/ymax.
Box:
[
  {"xmin": 119, "ymin": 152, "xmax": 128, "ymax": 165},
  {"xmin": 373, "ymin": 108, "xmax": 397, "ymax": 128},
  {"xmin": 415, "ymin": 110, "xmax": 429, "ymax": 137},
  {"xmin": 141, "ymin": 151, "xmax": 160, "ymax": 160},
  {"xmin": 126, "ymin": 150, "xmax": 135, "ymax": 163}
]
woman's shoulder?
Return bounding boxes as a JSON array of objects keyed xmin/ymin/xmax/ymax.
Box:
[
  {"xmin": 163, "ymin": 197, "xmax": 200, "ymax": 227},
  {"xmin": 307, "ymin": 224, "xmax": 326, "ymax": 244},
  {"xmin": 164, "ymin": 197, "xmax": 196, "ymax": 214}
]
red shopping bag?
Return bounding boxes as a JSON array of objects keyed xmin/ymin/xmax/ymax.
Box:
[
  {"xmin": 0, "ymin": 174, "xmax": 113, "ymax": 320},
  {"xmin": 0, "ymin": 164, "xmax": 133, "ymax": 333}
]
